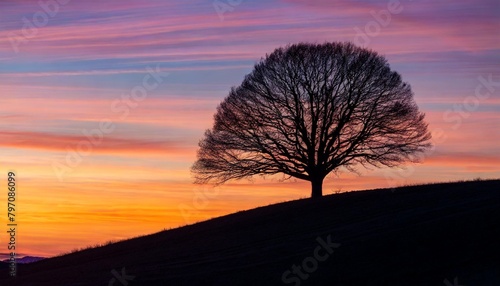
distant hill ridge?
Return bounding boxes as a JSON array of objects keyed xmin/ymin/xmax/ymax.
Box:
[
  {"xmin": 1, "ymin": 179, "xmax": 499, "ymax": 285},
  {"xmin": 1, "ymin": 256, "xmax": 45, "ymax": 264}
]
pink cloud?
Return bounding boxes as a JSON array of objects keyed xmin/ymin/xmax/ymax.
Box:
[{"xmin": 0, "ymin": 130, "xmax": 190, "ymax": 155}]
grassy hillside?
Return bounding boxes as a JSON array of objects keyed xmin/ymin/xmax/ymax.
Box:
[{"xmin": 2, "ymin": 180, "xmax": 499, "ymax": 285}]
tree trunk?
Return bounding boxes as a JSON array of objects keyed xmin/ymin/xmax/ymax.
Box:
[{"xmin": 310, "ymin": 176, "xmax": 324, "ymax": 198}]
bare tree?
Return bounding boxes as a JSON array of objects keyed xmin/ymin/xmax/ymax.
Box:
[{"xmin": 192, "ymin": 42, "xmax": 431, "ymax": 198}]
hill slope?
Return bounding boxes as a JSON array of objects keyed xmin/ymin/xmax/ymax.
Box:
[{"xmin": 2, "ymin": 180, "xmax": 499, "ymax": 285}]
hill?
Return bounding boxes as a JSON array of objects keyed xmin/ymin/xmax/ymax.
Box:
[{"xmin": 1, "ymin": 180, "xmax": 499, "ymax": 285}]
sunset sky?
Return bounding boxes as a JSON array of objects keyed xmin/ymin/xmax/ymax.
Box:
[{"xmin": 0, "ymin": 0, "xmax": 499, "ymax": 259}]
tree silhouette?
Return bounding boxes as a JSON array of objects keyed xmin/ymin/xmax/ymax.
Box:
[{"xmin": 192, "ymin": 42, "xmax": 431, "ymax": 198}]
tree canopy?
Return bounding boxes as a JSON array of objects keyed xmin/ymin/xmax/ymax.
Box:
[{"xmin": 192, "ymin": 42, "xmax": 431, "ymax": 198}]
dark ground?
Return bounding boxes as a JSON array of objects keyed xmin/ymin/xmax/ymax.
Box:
[{"xmin": 1, "ymin": 180, "xmax": 499, "ymax": 286}]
